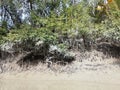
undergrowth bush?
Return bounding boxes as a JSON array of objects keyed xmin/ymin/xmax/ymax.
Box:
[{"xmin": 0, "ymin": 1, "xmax": 120, "ymax": 50}]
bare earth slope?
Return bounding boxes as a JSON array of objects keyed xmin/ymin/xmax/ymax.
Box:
[{"xmin": 0, "ymin": 50, "xmax": 120, "ymax": 90}]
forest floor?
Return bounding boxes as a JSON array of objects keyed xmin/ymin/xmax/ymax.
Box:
[{"xmin": 0, "ymin": 50, "xmax": 120, "ymax": 90}]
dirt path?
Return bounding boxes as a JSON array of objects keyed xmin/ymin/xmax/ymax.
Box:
[{"xmin": 0, "ymin": 70, "xmax": 120, "ymax": 90}]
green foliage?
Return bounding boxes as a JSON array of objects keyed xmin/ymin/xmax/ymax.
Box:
[
  {"xmin": 58, "ymin": 43, "xmax": 68, "ymax": 51},
  {"xmin": 1, "ymin": 26, "xmax": 58, "ymax": 45},
  {"xmin": 0, "ymin": 0, "xmax": 120, "ymax": 48},
  {"xmin": 0, "ymin": 28, "xmax": 7, "ymax": 36}
]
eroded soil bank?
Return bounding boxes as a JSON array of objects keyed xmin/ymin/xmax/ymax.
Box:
[{"xmin": 0, "ymin": 50, "xmax": 120, "ymax": 90}]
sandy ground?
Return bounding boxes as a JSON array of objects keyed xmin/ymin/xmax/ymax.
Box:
[
  {"xmin": 0, "ymin": 70, "xmax": 120, "ymax": 90},
  {"xmin": 0, "ymin": 50, "xmax": 120, "ymax": 90}
]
